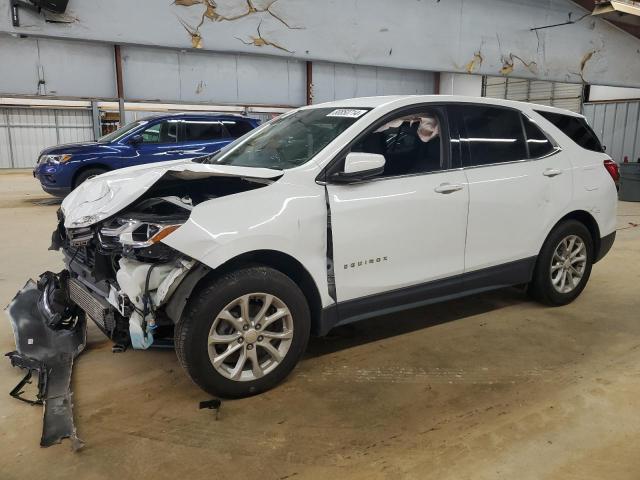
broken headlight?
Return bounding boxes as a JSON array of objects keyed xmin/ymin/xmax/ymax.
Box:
[{"xmin": 100, "ymin": 219, "xmax": 183, "ymax": 249}]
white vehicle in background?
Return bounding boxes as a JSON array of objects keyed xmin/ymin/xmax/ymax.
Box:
[{"xmin": 8, "ymin": 95, "xmax": 618, "ymax": 406}]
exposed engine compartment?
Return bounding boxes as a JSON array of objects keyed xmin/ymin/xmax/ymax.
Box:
[
  {"xmin": 138, "ymin": 173, "xmax": 268, "ymax": 204},
  {"xmin": 50, "ymin": 174, "xmax": 270, "ymax": 348}
]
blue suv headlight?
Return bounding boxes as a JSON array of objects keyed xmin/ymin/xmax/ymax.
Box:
[{"xmin": 39, "ymin": 154, "xmax": 73, "ymax": 164}]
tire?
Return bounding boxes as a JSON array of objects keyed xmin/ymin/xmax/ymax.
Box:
[
  {"xmin": 528, "ymin": 220, "xmax": 594, "ymax": 306},
  {"xmin": 73, "ymin": 167, "xmax": 107, "ymax": 189},
  {"xmin": 174, "ymin": 266, "xmax": 311, "ymax": 398}
]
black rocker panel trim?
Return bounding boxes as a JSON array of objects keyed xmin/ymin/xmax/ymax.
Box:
[{"xmin": 316, "ymin": 256, "xmax": 537, "ymax": 336}]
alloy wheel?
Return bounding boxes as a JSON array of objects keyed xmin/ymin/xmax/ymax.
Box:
[
  {"xmin": 207, "ymin": 293, "xmax": 294, "ymax": 381},
  {"xmin": 550, "ymin": 235, "xmax": 587, "ymax": 294}
]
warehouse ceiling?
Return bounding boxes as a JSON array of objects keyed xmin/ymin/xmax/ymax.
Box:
[{"xmin": 572, "ymin": 0, "xmax": 640, "ymax": 37}]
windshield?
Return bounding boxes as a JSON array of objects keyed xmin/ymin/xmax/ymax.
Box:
[
  {"xmin": 98, "ymin": 120, "xmax": 148, "ymax": 143},
  {"xmin": 200, "ymin": 108, "xmax": 369, "ymax": 169}
]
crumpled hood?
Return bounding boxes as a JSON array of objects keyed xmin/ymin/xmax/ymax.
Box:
[{"xmin": 61, "ymin": 160, "xmax": 282, "ymax": 228}]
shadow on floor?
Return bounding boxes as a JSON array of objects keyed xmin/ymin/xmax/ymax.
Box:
[
  {"xmin": 306, "ymin": 287, "xmax": 533, "ymax": 358},
  {"xmin": 31, "ymin": 197, "xmax": 63, "ymax": 206}
]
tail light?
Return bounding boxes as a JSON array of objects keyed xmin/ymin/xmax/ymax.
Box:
[{"xmin": 604, "ymin": 159, "xmax": 619, "ymax": 183}]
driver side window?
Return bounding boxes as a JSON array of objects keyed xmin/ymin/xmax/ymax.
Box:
[
  {"xmin": 351, "ymin": 109, "xmax": 445, "ymax": 178},
  {"xmin": 141, "ymin": 121, "xmax": 179, "ymax": 144}
]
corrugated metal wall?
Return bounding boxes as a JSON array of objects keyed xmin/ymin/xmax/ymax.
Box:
[
  {"xmin": 0, "ymin": 108, "xmax": 94, "ymax": 168},
  {"xmin": 483, "ymin": 76, "xmax": 584, "ymax": 113},
  {"xmin": 121, "ymin": 46, "xmax": 306, "ymax": 107},
  {"xmin": 312, "ymin": 62, "xmax": 435, "ymax": 104},
  {"xmin": 583, "ymin": 101, "xmax": 640, "ymax": 164},
  {"xmin": 0, "ymin": 35, "xmax": 116, "ymax": 98}
]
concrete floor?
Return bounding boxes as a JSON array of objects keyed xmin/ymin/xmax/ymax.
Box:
[{"xmin": 0, "ymin": 171, "xmax": 639, "ymax": 480}]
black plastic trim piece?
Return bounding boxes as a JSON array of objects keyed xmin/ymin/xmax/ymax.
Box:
[
  {"xmin": 164, "ymin": 262, "xmax": 212, "ymax": 324},
  {"xmin": 316, "ymin": 256, "xmax": 537, "ymax": 336},
  {"xmin": 595, "ymin": 231, "xmax": 616, "ymax": 263},
  {"xmin": 324, "ymin": 187, "xmax": 337, "ymax": 303}
]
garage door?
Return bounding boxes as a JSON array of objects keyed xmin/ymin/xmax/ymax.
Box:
[
  {"xmin": 583, "ymin": 101, "xmax": 640, "ymax": 164},
  {"xmin": 0, "ymin": 108, "xmax": 95, "ymax": 168},
  {"xmin": 483, "ymin": 76, "xmax": 584, "ymax": 113}
]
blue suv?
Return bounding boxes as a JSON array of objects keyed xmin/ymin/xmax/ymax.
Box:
[{"xmin": 33, "ymin": 113, "xmax": 260, "ymax": 196}]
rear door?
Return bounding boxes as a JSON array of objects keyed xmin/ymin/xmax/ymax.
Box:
[
  {"xmin": 179, "ymin": 118, "xmax": 229, "ymax": 157},
  {"xmin": 327, "ymin": 106, "xmax": 470, "ymax": 303},
  {"xmin": 448, "ymin": 104, "xmax": 573, "ymax": 272}
]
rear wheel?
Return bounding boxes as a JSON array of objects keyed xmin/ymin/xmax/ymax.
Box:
[
  {"xmin": 175, "ymin": 266, "xmax": 310, "ymax": 398},
  {"xmin": 528, "ymin": 220, "xmax": 594, "ymax": 306},
  {"xmin": 73, "ymin": 167, "xmax": 107, "ymax": 189}
]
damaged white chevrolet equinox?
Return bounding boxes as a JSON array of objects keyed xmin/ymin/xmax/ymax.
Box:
[{"xmin": 8, "ymin": 96, "xmax": 618, "ymax": 404}]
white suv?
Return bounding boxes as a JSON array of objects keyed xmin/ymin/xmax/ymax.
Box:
[{"xmin": 18, "ymin": 96, "xmax": 619, "ymax": 398}]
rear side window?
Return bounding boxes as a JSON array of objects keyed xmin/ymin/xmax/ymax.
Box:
[
  {"xmin": 522, "ymin": 115, "xmax": 555, "ymax": 158},
  {"xmin": 536, "ymin": 111, "xmax": 603, "ymax": 152},
  {"xmin": 451, "ymin": 105, "xmax": 527, "ymax": 166},
  {"xmin": 182, "ymin": 120, "xmax": 224, "ymax": 141},
  {"xmin": 224, "ymin": 120, "xmax": 254, "ymax": 138}
]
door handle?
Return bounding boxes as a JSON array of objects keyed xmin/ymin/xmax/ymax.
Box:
[
  {"xmin": 434, "ymin": 183, "xmax": 464, "ymax": 194},
  {"xmin": 543, "ymin": 168, "xmax": 563, "ymax": 177}
]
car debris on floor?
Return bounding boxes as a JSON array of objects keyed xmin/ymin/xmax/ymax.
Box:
[{"xmin": 5, "ymin": 274, "xmax": 86, "ymax": 450}]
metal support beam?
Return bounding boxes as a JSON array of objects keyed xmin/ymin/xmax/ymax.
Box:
[
  {"xmin": 53, "ymin": 108, "xmax": 60, "ymax": 144},
  {"xmin": 91, "ymin": 101, "xmax": 101, "ymax": 140},
  {"xmin": 3, "ymin": 108, "xmax": 15, "ymax": 168},
  {"xmin": 306, "ymin": 61, "xmax": 313, "ymax": 105},
  {"xmin": 118, "ymin": 98, "xmax": 125, "ymax": 128},
  {"xmin": 114, "ymin": 45, "xmax": 125, "ymax": 126},
  {"xmin": 114, "ymin": 45, "xmax": 124, "ymax": 99}
]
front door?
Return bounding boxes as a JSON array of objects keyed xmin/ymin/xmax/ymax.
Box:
[
  {"xmin": 134, "ymin": 119, "xmax": 181, "ymax": 165},
  {"xmin": 327, "ymin": 106, "xmax": 470, "ymax": 303}
]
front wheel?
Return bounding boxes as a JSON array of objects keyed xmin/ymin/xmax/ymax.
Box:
[
  {"xmin": 174, "ymin": 266, "xmax": 310, "ymax": 398},
  {"xmin": 528, "ymin": 220, "xmax": 594, "ymax": 306}
]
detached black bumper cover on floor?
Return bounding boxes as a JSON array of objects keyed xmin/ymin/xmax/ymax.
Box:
[{"xmin": 4, "ymin": 278, "xmax": 86, "ymax": 450}]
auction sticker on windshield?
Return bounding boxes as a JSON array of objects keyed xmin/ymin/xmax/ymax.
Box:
[{"xmin": 326, "ymin": 109, "xmax": 368, "ymax": 118}]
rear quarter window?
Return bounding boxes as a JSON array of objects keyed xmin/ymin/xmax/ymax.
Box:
[
  {"xmin": 224, "ymin": 120, "xmax": 254, "ymax": 138},
  {"xmin": 536, "ymin": 110, "xmax": 603, "ymax": 153},
  {"xmin": 522, "ymin": 115, "xmax": 555, "ymax": 158}
]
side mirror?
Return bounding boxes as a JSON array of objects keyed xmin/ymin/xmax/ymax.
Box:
[
  {"xmin": 330, "ymin": 152, "xmax": 386, "ymax": 184},
  {"xmin": 129, "ymin": 134, "xmax": 143, "ymax": 146}
]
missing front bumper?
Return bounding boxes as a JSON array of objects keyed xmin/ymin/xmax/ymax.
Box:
[{"xmin": 5, "ymin": 277, "xmax": 86, "ymax": 450}]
